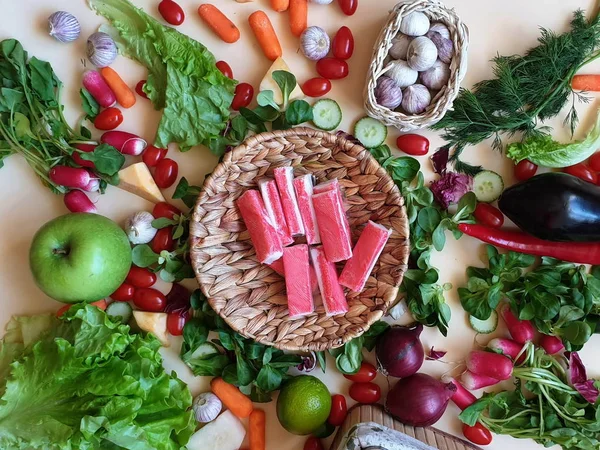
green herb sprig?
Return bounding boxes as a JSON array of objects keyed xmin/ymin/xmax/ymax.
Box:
[{"xmin": 328, "ymin": 321, "xmax": 389, "ymax": 375}]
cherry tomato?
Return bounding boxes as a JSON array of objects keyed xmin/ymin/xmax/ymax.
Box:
[
  {"xmin": 564, "ymin": 163, "xmax": 597, "ymax": 184},
  {"xmin": 153, "ymin": 202, "xmax": 181, "ymax": 219},
  {"xmin": 338, "ymin": 0, "xmax": 358, "ymax": 16},
  {"xmin": 349, "ymin": 382, "xmax": 381, "ymax": 404},
  {"xmin": 216, "ymin": 61, "xmax": 233, "ymax": 79},
  {"xmin": 589, "ymin": 152, "xmax": 600, "ymax": 172},
  {"xmin": 316, "ymin": 58, "xmax": 349, "ymax": 80},
  {"xmin": 126, "ymin": 266, "xmax": 157, "ymax": 288},
  {"xmin": 154, "ymin": 158, "xmax": 178, "ymax": 188},
  {"xmin": 302, "ymin": 78, "xmax": 332, "ymax": 98},
  {"xmin": 327, "ymin": 394, "xmax": 348, "ymax": 426},
  {"xmin": 111, "ymin": 283, "xmax": 135, "ymax": 301},
  {"xmin": 133, "ymin": 288, "xmax": 167, "ymax": 312},
  {"xmin": 158, "ymin": 0, "xmax": 185, "ymax": 26},
  {"xmin": 343, "ymin": 362, "xmax": 377, "ymax": 383},
  {"xmin": 167, "ymin": 311, "xmax": 189, "ymax": 336},
  {"xmin": 142, "ymin": 146, "xmax": 168, "ymax": 167},
  {"xmin": 514, "ymin": 159, "xmax": 538, "ymax": 181},
  {"xmin": 94, "ymin": 107, "xmax": 123, "ymax": 130},
  {"xmin": 303, "ymin": 437, "xmax": 324, "ymax": 450},
  {"xmin": 462, "ymin": 422, "xmax": 493, "ymax": 446},
  {"xmin": 135, "ymin": 80, "xmax": 148, "ymax": 99},
  {"xmin": 332, "ymin": 26, "xmax": 354, "ymax": 60},
  {"xmin": 474, "ymin": 203, "xmax": 505, "ymax": 229},
  {"xmin": 231, "ymin": 82, "xmax": 254, "ymax": 111},
  {"xmin": 396, "ymin": 134, "xmax": 429, "ymax": 156},
  {"xmin": 151, "ymin": 227, "xmax": 175, "ymax": 253}
]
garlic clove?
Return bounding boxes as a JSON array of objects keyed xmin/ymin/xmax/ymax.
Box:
[
  {"xmin": 399, "ymin": 12, "xmax": 430, "ymax": 37},
  {"xmin": 375, "ymin": 76, "xmax": 403, "ymax": 109},
  {"xmin": 388, "ymin": 34, "xmax": 413, "ymax": 60},
  {"xmin": 429, "ymin": 22, "xmax": 451, "ymax": 40},
  {"xmin": 48, "ymin": 11, "xmax": 81, "ymax": 43},
  {"xmin": 420, "ymin": 60, "xmax": 450, "ymax": 90},
  {"xmin": 402, "ymin": 84, "xmax": 431, "ymax": 115},
  {"xmin": 384, "ymin": 60, "xmax": 418, "ymax": 88},
  {"xmin": 124, "ymin": 211, "xmax": 158, "ymax": 245},
  {"xmin": 426, "ymin": 31, "xmax": 453, "ymax": 64},
  {"xmin": 193, "ymin": 392, "xmax": 223, "ymax": 423},
  {"xmin": 300, "ymin": 26, "xmax": 330, "ymax": 61},
  {"xmin": 407, "ymin": 36, "xmax": 438, "ymax": 71},
  {"xmin": 87, "ymin": 31, "xmax": 117, "ymax": 68}
]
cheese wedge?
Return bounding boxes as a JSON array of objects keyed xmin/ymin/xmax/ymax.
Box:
[
  {"xmin": 132, "ymin": 311, "xmax": 170, "ymax": 346},
  {"xmin": 260, "ymin": 57, "xmax": 304, "ymax": 105},
  {"xmin": 117, "ymin": 162, "xmax": 165, "ymax": 203}
]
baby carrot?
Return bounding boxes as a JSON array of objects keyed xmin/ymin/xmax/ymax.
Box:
[
  {"xmin": 572, "ymin": 74, "xmax": 600, "ymax": 91},
  {"xmin": 270, "ymin": 0, "xmax": 289, "ymax": 12},
  {"xmin": 248, "ymin": 11, "xmax": 283, "ymax": 61},
  {"xmin": 249, "ymin": 409, "xmax": 266, "ymax": 450},
  {"xmin": 198, "ymin": 4, "xmax": 240, "ymax": 43},
  {"xmin": 210, "ymin": 377, "xmax": 253, "ymax": 418},
  {"xmin": 289, "ymin": 0, "xmax": 308, "ymax": 37},
  {"xmin": 100, "ymin": 67, "xmax": 136, "ymax": 108}
]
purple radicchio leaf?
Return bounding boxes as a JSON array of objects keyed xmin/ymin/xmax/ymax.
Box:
[
  {"xmin": 426, "ymin": 347, "xmax": 447, "ymax": 361},
  {"xmin": 297, "ymin": 351, "xmax": 317, "ymax": 372},
  {"xmin": 165, "ymin": 283, "xmax": 192, "ymax": 315},
  {"xmin": 431, "ymin": 145, "xmax": 450, "ymax": 176},
  {"xmin": 569, "ymin": 352, "xmax": 599, "ymax": 404},
  {"xmin": 430, "ymin": 172, "xmax": 473, "ymax": 209}
]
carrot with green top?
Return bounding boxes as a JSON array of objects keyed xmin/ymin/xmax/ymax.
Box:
[
  {"xmin": 248, "ymin": 11, "xmax": 282, "ymax": 61},
  {"xmin": 198, "ymin": 4, "xmax": 240, "ymax": 43},
  {"xmin": 572, "ymin": 74, "xmax": 600, "ymax": 91},
  {"xmin": 271, "ymin": 0, "xmax": 289, "ymax": 11},
  {"xmin": 210, "ymin": 377, "xmax": 254, "ymax": 418},
  {"xmin": 289, "ymin": 0, "xmax": 308, "ymax": 37},
  {"xmin": 249, "ymin": 409, "xmax": 266, "ymax": 450},
  {"xmin": 100, "ymin": 67, "xmax": 136, "ymax": 108}
]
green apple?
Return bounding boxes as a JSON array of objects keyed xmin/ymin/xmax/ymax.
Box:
[{"xmin": 29, "ymin": 213, "xmax": 132, "ymax": 303}]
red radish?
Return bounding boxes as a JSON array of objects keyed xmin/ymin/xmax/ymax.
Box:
[
  {"xmin": 72, "ymin": 144, "xmax": 96, "ymax": 168},
  {"xmin": 135, "ymin": 80, "xmax": 149, "ymax": 99},
  {"xmin": 50, "ymin": 166, "xmax": 91, "ymax": 189},
  {"xmin": 540, "ymin": 334, "xmax": 565, "ymax": 355},
  {"xmin": 376, "ymin": 323, "xmax": 424, "ymax": 378},
  {"xmin": 82, "ymin": 177, "xmax": 100, "ymax": 192},
  {"xmin": 466, "ymin": 350, "xmax": 513, "ymax": 381},
  {"xmin": 101, "ymin": 131, "xmax": 147, "ymax": 156},
  {"xmin": 82, "ymin": 70, "xmax": 116, "ymax": 108},
  {"xmin": 461, "ymin": 370, "xmax": 500, "ymax": 390},
  {"xmin": 487, "ymin": 337, "xmax": 526, "ymax": 364},
  {"xmin": 63, "ymin": 190, "xmax": 97, "ymax": 213},
  {"xmin": 500, "ymin": 304, "xmax": 535, "ymax": 344},
  {"xmin": 443, "ymin": 377, "xmax": 477, "ymax": 410}
]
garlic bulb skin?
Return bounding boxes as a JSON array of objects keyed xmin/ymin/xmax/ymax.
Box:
[
  {"xmin": 311, "ymin": 0, "xmax": 334, "ymax": 3},
  {"xmin": 399, "ymin": 12, "xmax": 430, "ymax": 37},
  {"xmin": 389, "ymin": 34, "xmax": 412, "ymax": 60},
  {"xmin": 420, "ymin": 60, "xmax": 450, "ymax": 90},
  {"xmin": 429, "ymin": 22, "xmax": 451, "ymax": 40},
  {"xmin": 193, "ymin": 392, "xmax": 222, "ymax": 423},
  {"xmin": 48, "ymin": 11, "xmax": 81, "ymax": 43},
  {"xmin": 300, "ymin": 26, "xmax": 331, "ymax": 61},
  {"xmin": 385, "ymin": 60, "xmax": 418, "ymax": 88},
  {"xmin": 407, "ymin": 36, "xmax": 438, "ymax": 71},
  {"xmin": 87, "ymin": 32, "xmax": 117, "ymax": 68},
  {"xmin": 375, "ymin": 76, "xmax": 403, "ymax": 109},
  {"xmin": 124, "ymin": 211, "xmax": 157, "ymax": 245},
  {"xmin": 427, "ymin": 31, "xmax": 453, "ymax": 64},
  {"xmin": 402, "ymin": 84, "xmax": 431, "ymax": 115}
]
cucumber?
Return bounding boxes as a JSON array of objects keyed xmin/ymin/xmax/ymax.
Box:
[
  {"xmin": 106, "ymin": 301, "xmax": 133, "ymax": 324},
  {"xmin": 469, "ymin": 310, "xmax": 498, "ymax": 334},
  {"xmin": 189, "ymin": 342, "xmax": 220, "ymax": 360},
  {"xmin": 473, "ymin": 170, "xmax": 504, "ymax": 203},
  {"xmin": 312, "ymin": 99, "xmax": 342, "ymax": 131},
  {"xmin": 354, "ymin": 117, "xmax": 387, "ymax": 148}
]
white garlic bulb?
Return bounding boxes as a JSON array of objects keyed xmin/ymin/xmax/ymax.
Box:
[
  {"xmin": 193, "ymin": 392, "xmax": 222, "ymax": 423},
  {"xmin": 389, "ymin": 34, "xmax": 412, "ymax": 60},
  {"xmin": 429, "ymin": 22, "xmax": 451, "ymax": 40},
  {"xmin": 407, "ymin": 36, "xmax": 438, "ymax": 71},
  {"xmin": 385, "ymin": 60, "xmax": 418, "ymax": 88},
  {"xmin": 402, "ymin": 84, "xmax": 431, "ymax": 115},
  {"xmin": 420, "ymin": 60, "xmax": 450, "ymax": 90},
  {"xmin": 399, "ymin": 12, "xmax": 430, "ymax": 36},
  {"xmin": 124, "ymin": 211, "xmax": 157, "ymax": 245}
]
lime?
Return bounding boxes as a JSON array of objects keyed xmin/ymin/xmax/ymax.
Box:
[{"xmin": 277, "ymin": 375, "xmax": 332, "ymax": 435}]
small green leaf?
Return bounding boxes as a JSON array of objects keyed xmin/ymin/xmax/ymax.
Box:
[
  {"xmin": 285, "ymin": 100, "xmax": 313, "ymax": 126},
  {"xmin": 417, "ymin": 207, "xmax": 442, "ymax": 233},
  {"xmin": 80, "ymin": 88, "xmax": 100, "ymax": 120},
  {"xmin": 131, "ymin": 244, "xmax": 159, "ymax": 268},
  {"xmin": 152, "ymin": 217, "xmax": 176, "ymax": 229},
  {"xmin": 79, "ymin": 144, "xmax": 125, "ymax": 176},
  {"xmin": 256, "ymin": 90, "xmax": 280, "ymax": 110},
  {"xmin": 230, "ymin": 115, "xmax": 248, "ymax": 142},
  {"xmin": 272, "ymin": 70, "xmax": 297, "ymax": 107},
  {"xmin": 256, "ymin": 365, "xmax": 283, "ymax": 392}
]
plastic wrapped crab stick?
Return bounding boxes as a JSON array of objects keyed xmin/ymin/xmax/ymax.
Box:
[
  {"xmin": 237, "ymin": 190, "xmax": 283, "ymax": 264},
  {"xmin": 293, "ymin": 174, "xmax": 321, "ymax": 245},
  {"xmin": 269, "ymin": 258, "xmax": 319, "ymax": 293},
  {"xmin": 274, "ymin": 167, "xmax": 305, "ymax": 236},
  {"xmin": 310, "ymin": 246, "xmax": 348, "ymax": 316},
  {"xmin": 258, "ymin": 179, "xmax": 294, "ymax": 246},
  {"xmin": 339, "ymin": 221, "xmax": 392, "ymax": 292},
  {"xmin": 312, "ymin": 189, "xmax": 353, "ymax": 262},
  {"xmin": 283, "ymin": 244, "xmax": 315, "ymax": 318}
]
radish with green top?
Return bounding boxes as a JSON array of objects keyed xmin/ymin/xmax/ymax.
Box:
[
  {"xmin": 101, "ymin": 131, "xmax": 147, "ymax": 156},
  {"xmin": 82, "ymin": 70, "xmax": 116, "ymax": 108},
  {"xmin": 487, "ymin": 337, "xmax": 526, "ymax": 364},
  {"xmin": 500, "ymin": 304, "xmax": 535, "ymax": 344},
  {"xmin": 49, "ymin": 166, "xmax": 91, "ymax": 189},
  {"xmin": 442, "ymin": 376, "xmax": 477, "ymax": 410},
  {"xmin": 461, "ymin": 370, "xmax": 500, "ymax": 390},
  {"xmin": 540, "ymin": 334, "xmax": 565, "ymax": 355},
  {"xmin": 63, "ymin": 190, "xmax": 97, "ymax": 213},
  {"xmin": 466, "ymin": 350, "xmax": 513, "ymax": 381},
  {"xmin": 72, "ymin": 144, "xmax": 96, "ymax": 168}
]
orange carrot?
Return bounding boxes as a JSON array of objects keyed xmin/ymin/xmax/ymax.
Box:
[
  {"xmin": 198, "ymin": 4, "xmax": 240, "ymax": 44},
  {"xmin": 289, "ymin": 0, "xmax": 308, "ymax": 37},
  {"xmin": 56, "ymin": 299, "xmax": 108, "ymax": 318},
  {"xmin": 572, "ymin": 74, "xmax": 600, "ymax": 91},
  {"xmin": 248, "ymin": 11, "xmax": 283, "ymax": 61},
  {"xmin": 249, "ymin": 409, "xmax": 266, "ymax": 450},
  {"xmin": 100, "ymin": 67, "xmax": 136, "ymax": 109},
  {"xmin": 270, "ymin": 0, "xmax": 289, "ymax": 12},
  {"xmin": 210, "ymin": 377, "xmax": 254, "ymax": 418}
]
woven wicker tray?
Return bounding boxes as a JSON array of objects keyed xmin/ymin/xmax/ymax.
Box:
[{"xmin": 189, "ymin": 128, "xmax": 409, "ymax": 352}]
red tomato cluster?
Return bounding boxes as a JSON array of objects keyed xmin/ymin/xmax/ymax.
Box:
[{"xmin": 344, "ymin": 362, "xmax": 381, "ymax": 404}]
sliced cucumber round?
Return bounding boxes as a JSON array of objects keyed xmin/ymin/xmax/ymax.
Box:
[
  {"xmin": 189, "ymin": 342, "xmax": 220, "ymax": 360},
  {"xmin": 312, "ymin": 99, "xmax": 342, "ymax": 131},
  {"xmin": 469, "ymin": 310, "xmax": 498, "ymax": 334},
  {"xmin": 354, "ymin": 116, "xmax": 387, "ymax": 148},
  {"xmin": 473, "ymin": 170, "xmax": 504, "ymax": 203},
  {"xmin": 106, "ymin": 301, "xmax": 133, "ymax": 324}
]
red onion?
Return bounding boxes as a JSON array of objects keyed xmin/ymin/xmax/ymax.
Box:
[
  {"xmin": 386, "ymin": 373, "xmax": 456, "ymax": 427},
  {"xmin": 376, "ymin": 323, "xmax": 424, "ymax": 378}
]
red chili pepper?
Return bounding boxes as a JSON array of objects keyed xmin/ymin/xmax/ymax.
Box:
[{"xmin": 458, "ymin": 223, "xmax": 600, "ymax": 265}]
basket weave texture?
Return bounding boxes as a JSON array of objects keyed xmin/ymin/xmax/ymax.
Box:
[
  {"xmin": 364, "ymin": 0, "xmax": 469, "ymax": 131},
  {"xmin": 189, "ymin": 128, "xmax": 410, "ymax": 352}
]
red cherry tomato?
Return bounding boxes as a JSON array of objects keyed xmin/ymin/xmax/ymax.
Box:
[
  {"xmin": 158, "ymin": 0, "xmax": 185, "ymax": 26},
  {"xmin": 474, "ymin": 203, "xmax": 505, "ymax": 229},
  {"xmin": 126, "ymin": 266, "xmax": 157, "ymax": 288},
  {"xmin": 327, "ymin": 394, "xmax": 348, "ymax": 426},
  {"xmin": 152, "ymin": 202, "xmax": 181, "ymax": 219},
  {"xmin": 154, "ymin": 158, "xmax": 178, "ymax": 188},
  {"xmin": 564, "ymin": 163, "xmax": 597, "ymax": 184},
  {"xmin": 303, "ymin": 437, "xmax": 324, "ymax": 450},
  {"xmin": 343, "ymin": 362, "xmax": 377, "ymax": 383},
  {"xmin": 151, "ymin": 227, "xmax": 175, "ymax": 253},
  {"xmin": 216, "ymin": 61, "xmax": 233, "ymax": 79},
  {"xmin": 332, "ymin": 26, "xmax": 354, "ymax": 60},
  {"xmin": 302, "ymin": 78, "xmax": 332, "ymax": 98},
  {"xmin": 133, "ymin": 288, "xmax": 167, "ymax": 312},
  {"xmin": 349, "ymin": 382, "xmax": 381, "ymax": 404},
  {"xmin": 142, "ymin": 146, "xmax": 168, "ymax": 167},
  {"xmin": 396, "ymin": 134, "xmax": 429, "ymax": 156},
  {"xmin": 111, "ymin": 283, "xmax": 135, "ymax": 301},
  {"xmin": 135, "ymin": 80, "xmax": 148, "ymax": 99},
  {"xmin": 338, "ymin": 0, "xmax": 358, "ymax": 15},
  {"xmin": 231, "ymin": 83, "xmax": 254, "ymax": 111},
  {"xmin": 316, "ymin": 58, "xmax": 349, "ymax": 80},
  {"xmin": 167, "ymin": 311, "xmax": 189, "ymax": 336},
  {"xmin": 589, "ymin": 152, "xmax": 600, "ymax": 172},
  {"xmin": 462, "ymin": 422, "xmax": 493, "ymax": 445},
  {"xmin": 94, "ymin": 107, "xmax": 123, "ymax": 130},
  {"xmin": 514, "ymin": 159, "xmax": 538, "ymax": 181}
]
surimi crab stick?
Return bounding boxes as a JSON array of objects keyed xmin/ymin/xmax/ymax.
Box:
[
  {"xmin": 293, "ymin": 174, "xmax": 321, "ymax": 245},
  {"xmin": 283, "ymin": 245, "xmax": 314, "ymax": 318},
  {"xmin": 274, "ymin": 167, "xmax": 305, "ymax": 236},
  {"xmin": 310, "ymin": 246, "xmax": 348, "ymax": 316},
  {"xmin": 312, "ymin": 188, "xmax": 352, "ymax": 262},
  {"xmin": 258, "ymin": 179, "xmax": 293, "ymax": 246}
]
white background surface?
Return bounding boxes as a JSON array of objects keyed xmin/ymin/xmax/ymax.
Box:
[{"xmin": 2, "ymin": 0, "xmax": 600, "ymax": 449}]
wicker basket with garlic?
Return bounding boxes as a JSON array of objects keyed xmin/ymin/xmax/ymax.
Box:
[{"xmin": 364, "ymin": 0, "xmax": 469, "ymax": 131}]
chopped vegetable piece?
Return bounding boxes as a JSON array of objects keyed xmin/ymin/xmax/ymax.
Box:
[
  {"xmin": 283, "ymin": 244, "xmax": 315, "ymax": 318},
  {"xmin": 313, "ymin": 189, "xmax": 352, "ymax": 262},
  {"xmin": 274, "ymin": 167, "xmax": 305, "ymax": 236},
  {"xmin": 259, "ymin": 179, "xmax": 294, "ymax": 246},
  {"xmin": 293, "ymin": 174, "xmax": 321, "ymax": 245},
  {"xmin": 187, "ymin": 410, "xmax": 246, "ymax": 450},
  {"xmin": 472, "ymin": 170, "xmax": 503, "ymax": 203},
  {"xmin": 312, "ymin": 99, "xmax": 342, "ymax": 131},
  {"xmin": 310, "ymin": 246, "xmax": 348, "ymax": 316},
  {"xmin": 468, "ymin": 310, "xmax": 497, "ymax": 334},
  {"xmin": 106, "ymin": 301, "xmax": 133, "ymax": 323},
  {"xmin": 354, "ymin": 117, "xmax": 387, "ymax": 148},
  {"xmin": 210, "ymin": 377, "xmax": 254, "ymax": 418}
]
